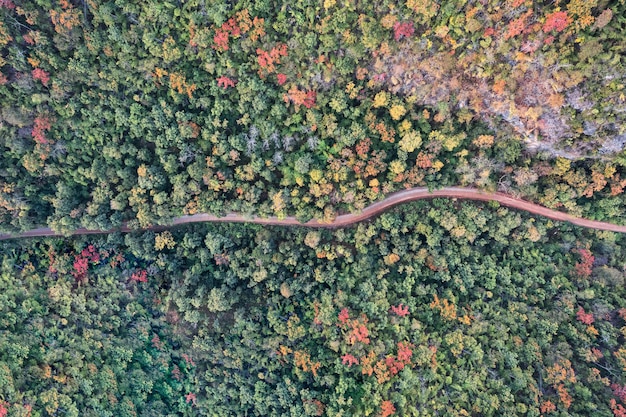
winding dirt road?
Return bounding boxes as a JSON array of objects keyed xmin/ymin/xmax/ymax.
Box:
[{"xmin": 2, "ymin": 187, "xmax": 626, "ymax": 240}]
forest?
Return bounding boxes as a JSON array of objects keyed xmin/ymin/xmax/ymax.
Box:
[
  {"xmin": 2, "ymin": 0, "xmax": 626, "ymax": 416},
  {"xmin": 0, "ymin": 0, "xmax": 625, "ymax": 233},
  {"xmin": 2, "ymin": 200, "xmax": 626, "ymax": 416}
]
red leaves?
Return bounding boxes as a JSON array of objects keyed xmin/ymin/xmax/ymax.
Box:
[
  {"xmin": 0, "ymin": 0, "xmax": 15, "ymax": 9},
  {"xmin": 576, "ymin": 307, "xmax": 594, "ymax": 325},
  {"xmin": 32, "ymin": 68, "xmax": 50, "ymax": 86},
  {"xmin": 32, "ymin": 116, "xmax": 52, "ymax": 144},
  {"xmin": 185, "ymin": 393, "xmax": 197, "ymax": 405},
  {"xmin": 396, "ymin": 341, "xmax": 413, "ymax": 363},
  {"xmin": 611, "ymin": 399, "xmax": 626, "ymax": 417},
  {"xmin": 381, "ymin": 400, "xmax": 396, "ymax": 417},
  {"xmin": 390, "ymin": 303, "xmax": 409, "ymax": 317},
  {"xmin": 573, "ymin": 248, "xmax": 594, "ymax": 278},
  {"xmin": 349, "ymin": 323, "xmax": 370, "ymax": 345},
  {"xmin": 612, "ymin": 384, "xmax": 626, "ymax": 403},
  {"xmin": 341, "ymin": 354, "xmax": 359, "ymax": 366},
  {"xmin": 338, "ymin": 309, "xmax": 370, "ymax": 345},
  {"xmin": 383, "ymin": 342, "xmax": 414, "ymax": 376},
  {"xmin": 182, "ymin": 353, "xmax": 196, "ymax": 367},
  {"xmin": 130, "ymin": 269, "xmax": 148, "ymax": 283},
  {"xmin": 72, "ymin": 245, "xmax": 100, "ymax": 283},
  {"xmin": 504, "ymin": 11, "xmax": 532, "ymax": 40},
  {"xmin": 217, "ymin": 76, "xmax": 236, "ymax": 89},
  {"xmin": 543, "ymin": 11, "xmax": 570, "ymax": 33},
  {"xmin": 276, "ymin": 73, "xmax": 287, "ymax": 85},
  {"xmin": 393, "ymin": 22, "xmax": 414, "ymax": 41},
  {"xmin": 213, "ymin": 29, "xmax": 229, "ymax": 51},
  {"xmin": 212, "ymin": 17, "xmax": 242, "ymax": 51},
  {"xmin": 338, "ymin": 308, "xmax": 350, "ymax": 324},
  {"xmin": 0, "ymin": 401, "xmax": 7, "ymax": 417}
]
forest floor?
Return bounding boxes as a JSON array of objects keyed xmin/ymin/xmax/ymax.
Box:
[{"xmin": 2, "ymin": 186, "xmax": 626, "ymax": 240}]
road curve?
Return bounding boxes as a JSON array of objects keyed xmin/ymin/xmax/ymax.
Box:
[{"xmin": 2, "ymin": 187, "xmax": 626, "ymax": 240}]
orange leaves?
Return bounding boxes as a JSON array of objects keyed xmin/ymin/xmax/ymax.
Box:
[
  {"xmin": 348, "ymin": 321, "xmax": 370, "ymax": 345},
  {"xmin": 545, "ymin": 359, "xmax": 577, "ymax": 385},
  {"xmin": 540, "ymin": 400, "xmax": 557, "ymax": 414},
  {"xmin": 504, "ymin": 10, "xmax": 532, "ymax": 40},
  {"xmin": 293, "ymin": 350, "xmax": 321, "ymax": 377},
  {"xmin": 430, "ymin": 294, "xmax": 457, "ymax": 321},
  {"xmin": 492, "ymin": 79, "xmax": 506, "ymax": 95},
  {"xmin": 380, "ymin": 400, "xmax": 396, "ymax": 417},
  {"xmin": 155, "ymin": 69, "xmax": 196, "ymax": 98},
  {"xmin": 49, "ymin": 7, "xmax": 80, "ymax": 34},
  {"xmin": 283, "ymin": 86, "xmax": 316, "ymax": 111}
]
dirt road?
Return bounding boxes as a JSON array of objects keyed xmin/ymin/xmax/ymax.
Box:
[{"xmin": 2, "ymin": 187, "xmax": 626, "ymax": 240}]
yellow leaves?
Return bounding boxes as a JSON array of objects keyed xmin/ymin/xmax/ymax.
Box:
[
  {"xmin": 372, "ymin": 91, "xmax": 389, "ymax": 108},
  {"xmin": 369, "ymin": 178, "xmax": 379, "ymax": 188},
  {"xmin": 0, "ymin": 22, "xmax": 12, "ymax": 48},
  {"xmin": 389, "ymin": 104, "xmax": 406, "ymax": 120},
  {"xmin": 553, "ymin": 157, "xmax": 571, "ymax": 176},
  {"xmin": 444, "ymin": 330, "xmax": 464, "ymax": 356},
  {"xmin": 310, "ymin": 169, "xmax": 323, "ymax": 182},
  {"xmin": 162, "ymin": 36, "xmax": 182, "ymax": 64},
  {"xmin": 406, "ymin": 0, "xmax": 439, "ymax": 21},
  {"xmin": 323, "ymin": 0, "xmax": 336, "ymax": 9},
  {"xmin": 389, "ymin": 160, "xmax": 406, "ymax": 175},
  {"xmin": 137, "ymin": 164, "xmax": 147, "ymax": 178},
  {"xmin": 271, "ymin": 190, "xmax": 286, "ymax": 216},
  {"xmin": 345, "ymin": 82, "xmax": 359, "ymax": 99},
  {"xmin": 155, "ymin": 231, "xmax": 176, "ymax": 251},
  {"xmin": 397, "ymin": 127, "xmax": 424, "ymax": 162},
  {"xmin": 381, "ymin": 14, "xmax": 398, "ymax": 29}
]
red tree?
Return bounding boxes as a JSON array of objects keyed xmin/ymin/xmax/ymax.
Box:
[
  {"xmin": 390, "ymin": 304, "xmax": 409, "ymax": 317},
  {"xmin": 393, "ymin": 22, "xmax": 414, "ymax": 41},
  {"xmin": 217, "ymin": 76, "xmax": 236, "ymax": 89},
  {"xmin": 341, "ymin": 354, "xmax": 359, "ymax": 366},
  {"xmin": 32, "ymin": 68, "xmax": 50, "ymax": 86},
  {"xmin": 543, "ymin": 11, "xmax": 570, "ymax": 33},
  {"xmin": 576, "ymin": 307, "xmax": 594, "ymax": 325}
]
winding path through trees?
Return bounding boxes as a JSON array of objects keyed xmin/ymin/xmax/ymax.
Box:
[{"xmin": 2, "ymin": 187, "xmax": 626, "ymax": 240}]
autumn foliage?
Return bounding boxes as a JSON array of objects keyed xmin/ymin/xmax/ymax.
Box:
[{"xmin": 32, "ymin": 68, "xmax": 50, "ymax": 86}]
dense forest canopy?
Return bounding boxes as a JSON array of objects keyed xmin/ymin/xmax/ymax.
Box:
[
  {"xmin": 2, "ymin": 0, "xmax": 626, "ymax": 416},
  {"xmin": 2, "ymin": 201, "xmax": 626, "ymax": 415},
  {"xmin": 0, "ymin": 0, "xmax": 626, "ymax": 233}
]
